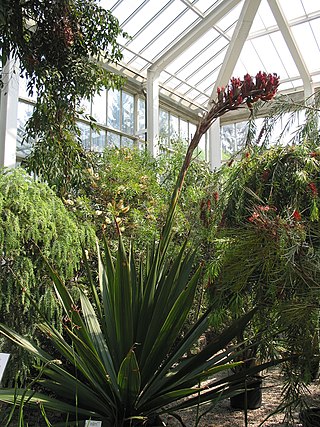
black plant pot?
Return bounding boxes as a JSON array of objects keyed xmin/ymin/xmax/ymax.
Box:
[
  {"xmin": 230, "ymin": 377, "xmax": 263, "ymax": 410},
  {"xmin": 299, "ymin": 408, "xmax": 320, "ymax": 427}
]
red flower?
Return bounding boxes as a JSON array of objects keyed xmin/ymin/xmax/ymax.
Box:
[
  {"xmin": 248, "ymin": 211, "xmax": 260, "ymax": 222},
  {"xmin": 216, "ymin": 72, "xmax": 279, "ymax": 112},
  {"xmin": 213, "ymin": 191, "xmax": 219, "ymax": 201},
  {"xmin": 257, "ymin": 205, "xmax": 270, "ymax": 212},
  {"xmin": 293, "ymin": 209, "xmax": 302, "ymax": 221},
  {"xmin": 308, "ymin": 182, "xmax": 318, "ymax": 197}
]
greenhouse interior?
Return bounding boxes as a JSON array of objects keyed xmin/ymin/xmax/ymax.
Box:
[{"xmin": 1, "ymin": 0, "xmax": 320, "ymax": 426}]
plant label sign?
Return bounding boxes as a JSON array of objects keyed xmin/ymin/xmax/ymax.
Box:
[
  {"xmin": 0, "ymin": 353, "xmax": 10, "ymax": 383},
  {"xmin": 85, "ymin": 421, "xmax": 102, "ymax": 427}
]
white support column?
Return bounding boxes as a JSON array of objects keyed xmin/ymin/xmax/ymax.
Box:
[
  {"xmin": 268, "ymin": 0, "xmax": 313, "ymax": 99},
  {"xmin": 146, "ymin": 69, "xmax": 160, "ymax": 157},
  {"xmin": 0, "ymin": 59, "xmax": 19, "ymax": 168},
  {"xmin": 209, "ymin": 118, "xmax": 221, "ymax": 171}
]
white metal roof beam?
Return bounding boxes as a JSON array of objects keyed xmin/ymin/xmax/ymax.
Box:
[
  {"xmin": 179, "ymin": 0, "xmax": 204, "ymax": 18},
  {"xmin": 148, "ymin": 0, "xmax": 242, "ymax": 76},
  {"xmin": 208, "ymin": 0, "xmax": 262, "ymax": 104},
  {"xmin": 267, "ymin": 0, "xmax": 313, "ymax": 98}
]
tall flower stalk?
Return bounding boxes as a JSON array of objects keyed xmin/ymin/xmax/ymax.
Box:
[{"xmin": 168, "ymin": 72, "xmax": 279, "ymax": 237}]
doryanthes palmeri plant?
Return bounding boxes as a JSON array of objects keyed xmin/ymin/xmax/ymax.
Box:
[{"xmin": 0, "ymin": 72, "xmax": 279, "ymax": 426}]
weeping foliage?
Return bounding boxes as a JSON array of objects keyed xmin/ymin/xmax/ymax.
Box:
[{"xmin": 0, "ymin": 168, "xmax": 95, "ymax": 384}]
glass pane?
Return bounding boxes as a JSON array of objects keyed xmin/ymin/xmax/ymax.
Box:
[
  {"xmin": 107, "ymin": 89, "xmax": 120, "ymax": 130},
  {"xmin": 170, "ymin": 114, "xmax": 179, "ymax": 140},
  {"xmin": 107, "ymin": 131, "xmax": 120, "ymax": 148},
  {"xmin": 221, "ymin": 124, "xmax": 236, "ymax": 160},
  {"xmin": 16, "ymin": 101, "xmax": 33, "ymax": 157},
  {"xmin": 122, "ymin": 91, "xmax": 134, "ymax": 134},
  {"xmin": 79, "ymin": 98, "xmax": 91, "ymax": 116},
  {"xmin": 77, "ymin": 122, "xmax": 91, "ymax": 150},
  {"xmin": 189, "ymin": 123, "xmax": 196, "ymax": 141},
  {"xmin": 92, "ymin": 128, "xmax": 106, "ymax": 153},
  {"xmin": 138, "ymin": 97, "xmax": 146, "ymax": 131},
  {"xmin": 19, "ymin": 76, "xmax": 36, "ymax": 100},
  {"xmin": 180, "ymin": 119, "xmax": 188, "ymax": 141},
  {"xmin": 235, "ymin": 122, "xmax": 247, "ymax": 151},
  {"xmin": 121, "ymin": 136, "xmax": 134, "ymax": 148},
  {"xmin": 92, "ymin": 90, "xmax": 107, "ymax": 125},
  {"xmin": 159, "ymin": 109, "xmax": 169, "ymax": 146},
  {"xmin": 197, "ymin": 134, "xmax": 206, "ymax": 161},
  {"xmin": 138, "ymin": 141, "xmax": 146, "ymax": 151}
]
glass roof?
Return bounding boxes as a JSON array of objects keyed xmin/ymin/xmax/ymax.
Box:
[{"xmin": 102, "ymin": 0, "xmax": 320, "ymax": 111}]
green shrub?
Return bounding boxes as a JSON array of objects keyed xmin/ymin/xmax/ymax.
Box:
[
  {"xmin": 64, "ymin": 144, "xmax": 213, "ymax": 257},
  {"xmin": 208, "ymin": 143, "xmax": 320, "ymax": 408},
  {"xmin": 0, "ymin": 168, "xmax": 95, "ymax": 384}
]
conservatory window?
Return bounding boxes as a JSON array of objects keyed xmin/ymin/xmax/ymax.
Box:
[
  {"xmin": 107, "ymin": 89, "xmax": 121, "ymax": 130},
  {"xmin": 220, "ymin": 109, "xmax": 310, "ymax": 160},
  {"xmin": 197, "ymin": 134, "xmax": 207, "ymax": 161},
  {"xmin": 80, "ymin": 98, "xmax": 91, "ymax": 116},
  {"xmin": 189, "ymin": 123, "xmax": 196, "ymax": 142},
  {"xmin": 121, "ymin": 91, "xmax": 134, "ymax": 135},
  {"xmin": 121, "ymin": 136, "xmax": 135, "ymax": 148},
  {"xmin": 78, "ymin": 122, "xmax": 91, "ymax": 150},
  {"xmin": 92, "ymin": 89, "xmax": 107, "ymax": 125},
  {"xmin": 159, "ymin": 109, "xmax": 169, "ymax": 146},
  {"xmin": 169, "ymin": 114, "xmax": 179, "ymax": 140},
  {"xmin": 179, "ymin": 119, "xmax": 188, "ymax": 140},
  {"xmin": 107, "ymin": 131, "xmax": 121, "ymax": 148},
  {"xmin": 16, "ymin": 75, "xmax": 200, "ymax": 157},
  {"xmin": 91, "ymin": 129, "xmax": 106, "ymax": 153},
  {"xmin": 16, "ymin": 100, "xmax": 33, "ymax": 159},
  {"xmin": 220, "ymin": 122, "xmax": 249, "ymax": 160},
  {"xmin": 137, "ymin": 97, "xmax": 146, "ymax": 132}
]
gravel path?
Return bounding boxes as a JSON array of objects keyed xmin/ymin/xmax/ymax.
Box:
[{"xmin": 161, "ymin": 368, "xmax": 320, "ymax": 427}]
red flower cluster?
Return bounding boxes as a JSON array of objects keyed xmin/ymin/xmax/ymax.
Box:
[
  {"xmin": 248, "ymin": 205, "xmax": 276, "ymax": 222},
  {"xmin": 248, "ymin": 211, "xmax": 260, "ymax": 222},
  {"xmin": 216, "ymin": 71, "xmax": 280, "ymax": 109},
  {"xmin": 247, "ymin": 205, "xmax": 279, "ymax": 237},
  {"xmin": 293, "ymin": 209, "xmax": 302, "ymax": 221}
]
